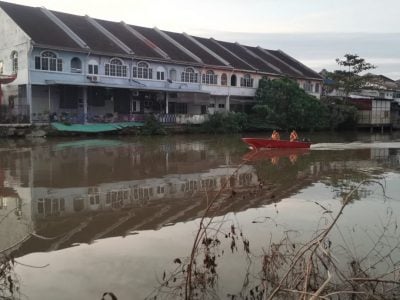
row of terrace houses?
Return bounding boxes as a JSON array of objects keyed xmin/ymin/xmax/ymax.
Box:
[{"xmin": 0, "ymin": 1, "xmax": 323, "ymax": 125}]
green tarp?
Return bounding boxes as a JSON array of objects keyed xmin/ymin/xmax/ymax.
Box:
[{"xmin": 51, "ymin": 122, "xmax": 143, "ymax": 133}]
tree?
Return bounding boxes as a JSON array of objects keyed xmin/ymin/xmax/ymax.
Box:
[
  {"xmin": 331, "ymin": 54, "xmax": 376, "ymax": 97},
  {"xmin": 253, "ymin": 77, "xmax": 328, "ymax": 131},
  {"xmin": 200, "ymin": 112, "xmax": 248, "ymax": 134},
  {"xmin": 320, "ymin": 97, "xmax": 358, "ymax": 130}
]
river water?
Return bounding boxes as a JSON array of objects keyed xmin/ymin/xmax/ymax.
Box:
[{"xmin": 1, "ymin": 131, "xmax": 400, "ymax": 299}]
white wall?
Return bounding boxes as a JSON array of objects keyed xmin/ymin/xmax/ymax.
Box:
[
  {"xmin": 0, "ymin": 7, "xmax": 30, "ymax": 107},
  {"xmin": 371, "ymin": 99, "xmax": 391, "ymax": 124},
  {"xmin": 297, "ymin": 79, "xmax": 322, "ymax": 99}
]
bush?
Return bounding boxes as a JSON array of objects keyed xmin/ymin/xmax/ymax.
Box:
[
  {"xmin": 200, "ymin": 112, "xmax": 248, "ymax": 134},
  {"xmin": 321, "ymin": 97, "xmax": 358, "ymax": 130},
  {"xmin": 141, "ymin": 114, "xmax": 167, "ymax": 135}
]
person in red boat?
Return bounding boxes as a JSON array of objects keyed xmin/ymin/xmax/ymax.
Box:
[
  {"xmin": 271, "ymin": 130, "xmax": 280, "ymax": 140},
  {"xmin": 290, "ymin": 130, "xmax": 299, "ymax": 142}
]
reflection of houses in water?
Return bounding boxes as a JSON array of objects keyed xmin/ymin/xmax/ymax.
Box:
[
  {"xmin": 32, "ymin": 165, "xmax": 258, "ymax": 220},
  {"xmin": 0, "ymin": 186, "xmax": 33, "ymax": 254},
  {"xmin": 3, "ymin": 141, "xmax": 400, "ymax": 255},
  {"xmin": 308, "ymin": 148, "xmax": 400, "ymax": 177}
]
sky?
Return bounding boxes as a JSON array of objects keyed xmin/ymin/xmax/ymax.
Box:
[{"xmin": 4, "ymin": 0, "xmax": 400, "ymax": 79}]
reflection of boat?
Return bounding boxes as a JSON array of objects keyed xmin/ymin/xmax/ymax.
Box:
[
  {"xmin": 0, "ymin": 74, "xmax": 17, "ymax": 84},
  {"xmin": 242, "ymin": 138, "xmax": 312, "ymax": 149},
  {"xmin": 242, "ymin": 148, "xmax": 310, "ymax": 161},
  {"xmin": 54, "ymin": 139, "xmax": 126, "ymax": 150}
]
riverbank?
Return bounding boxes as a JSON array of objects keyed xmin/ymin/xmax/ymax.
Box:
[
  {"xmin": 0, "ymin": 122, "xmax": 396, "ymax": 138},
  {"xmin": 0, "ymin": 123, "xmax": 189, "ymax": 138}
]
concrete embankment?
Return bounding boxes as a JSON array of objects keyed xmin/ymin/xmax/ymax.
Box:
[{"xmin": 0, "ymin": 123, "xmax": 193, "ymax": 138}]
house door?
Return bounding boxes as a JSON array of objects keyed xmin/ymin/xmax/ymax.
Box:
[{"xmin": 168, "ymin": 102, "xmax": 176, "ymax": 114}]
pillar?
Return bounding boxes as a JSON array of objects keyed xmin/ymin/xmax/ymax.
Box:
[
  {"xmin": 48, "ymin": 86, "xmax": 51, "ymax": 114},
  {"xmin": 27, "ymin": 83, "xmax": 32, "ymax": 124},
  {"xmin": 225, "ymin": 95, "xmax": 230, "ymax": 112},
  {"xmin": 83, "ymin": 86, "xmax": 88, "ymax": 124},
  {"xmin": 165, "ymin": 92, "xmax": 169, "ymax": 114}
]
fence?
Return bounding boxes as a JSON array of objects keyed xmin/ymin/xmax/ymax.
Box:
[{"xmin": 0, "ymin": 105, "xmax": 30, "ymax": 124}]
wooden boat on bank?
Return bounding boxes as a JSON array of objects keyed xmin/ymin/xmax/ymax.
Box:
[{"xmin": 242, "ymin": 137, "xmax": 312, "ymax": 149}]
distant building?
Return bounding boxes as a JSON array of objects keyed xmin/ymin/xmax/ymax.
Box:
[
  {"xmin": 348, "ymin": 95, "xmax": 391, "ymax": 129},
  {"xmin": 0, "ymin": 1, "xmax": 322, "ymax": 125},
  {"xmin": 320, "ymin": 70, "xmax": 400, "ymax": 130}
]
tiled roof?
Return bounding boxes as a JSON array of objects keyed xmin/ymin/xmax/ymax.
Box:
[
  {"xmin": 248, "ymin": 46, "xmax": 304, "ymax": 77},
  {"xmin": 193, "ymin": 36, "xmax": 252, "ymax": 70},
  {"xmin": 0, "ymin": 1, "xmax": 81, "ymax": 49},
  {"xmin": 162, "ymin": 31, "xmax": 224, "ymax": 66},
  {"xmin": 95, "ymin": 19, "xmax": 164, "ymax": 59},
  {"xmin": 0, "ymin": 1, "xmax": 322, "ymax": 79},
  {"xmin": 52, "ymin": 11, "xmax": 123, "ymax": 54},
  {"xmin": 131, "ymin": 25, "xmax": 198, "ymax": 63},
  {"xmin": 215, "ymin": 40, "xmax": 280, "ymax": 74},
  {"xmin": 268, "ymin": 50, "xmax": 322, "ymax": 79}
]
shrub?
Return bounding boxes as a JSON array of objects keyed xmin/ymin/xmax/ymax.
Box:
[{"xmin": 141, "ymin": 114, "xmax": 167, "ymax": 135}]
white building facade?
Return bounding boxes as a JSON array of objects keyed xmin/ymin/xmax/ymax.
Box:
[{"xmin": 0, "ymin": 1, "xmax": 323, "ymax": 125}]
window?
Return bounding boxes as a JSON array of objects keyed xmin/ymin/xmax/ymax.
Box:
[
  {"xmin": 181, "ymin": 67, "xmax": 198, "ymax": 83},
  {"xmin": 37, "ymin": 198, "xmax": 65, "ymax": 216},
  {"xmin": 88, "ymin": 187, "xmax": 100, "ymax": 205},
  {"xmin": 221, "ymin": 73, "xmax": 227, "ymax": 86},
  {"xmin": 202, "ymin": 70, "xmax": 218, "ymax": 85},
  {"xmin": 240, "ymin": 74, "xmax": 254, "ymax": 87},
  {"xmin": 169, "ymin": 69, "xmax": 177, "ymax": 81},
  {"xmin": 156, "ymin": 66, "xmax": 165, "ymax": 80},
  {"xmin": 231, "ymin": 74, "xmax": 237, "ymax": 86},
  {"xmin": 71, "ymin": 57, "xmax": 82, "ymax": 73},
  {"xmin": 157, "ymin": 71, "xmax": 164, "ymax": 80},
  {"xmin": 105, "ymin": 58, "xmax": 127, "ymax": 77},
  {"xmin": 132, "ymin": 62, "xmax": 152, "ymax": 79},
  {"xmin": 88, "ymin": 64, "xmax": 98, "ymax": 75},
  {"xmin": 315, "ymin": 83, "xmax": 320, "ymax": 93},
  {"xmin": 303, "ymin": 81, "xmax": 313, "ymax": 92},
  {"xmin": 11, "ymin": 51, "xmax": 18, "ymax": 74},
  {"xmin": 35, "ymin": 51, "xmax": 62, "ymax": 72},
  {"xmin": 175, "ymin": 102, "xmax": 187, "ymax": 114},
  {"xmin": 218, "ymin": 103, "xmax": 225, "ymax": 108}
]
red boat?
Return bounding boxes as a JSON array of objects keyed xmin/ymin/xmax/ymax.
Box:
[
  {"xmin": 0, "ymin": 74, "xmax": 17, "ymax": 105},
  {"xmin": 242, "ymin": 137, "xmax": 312, "ymax": 149},
  {"xmin": 0, "ymin": 74, "xmax": 17, "ymax": 84}
]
